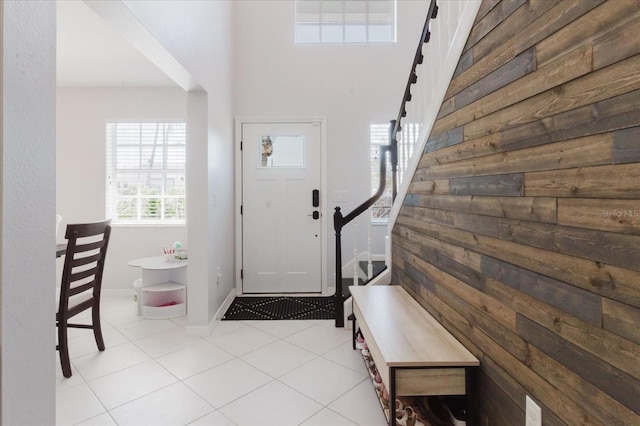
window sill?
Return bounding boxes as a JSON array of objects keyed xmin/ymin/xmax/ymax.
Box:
[{"xmin": 111, "ymin": 223, "xmax": 186, "ymax": 228}]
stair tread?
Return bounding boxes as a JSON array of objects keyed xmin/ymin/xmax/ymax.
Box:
[{"xmin": 358, "ymin": 260, "xmax": 387, "ymax": 277}]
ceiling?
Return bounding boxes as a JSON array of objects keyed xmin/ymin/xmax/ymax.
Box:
[{"xmin": 56, "ymin": 1, "xmax": 178, "ymax": 88}]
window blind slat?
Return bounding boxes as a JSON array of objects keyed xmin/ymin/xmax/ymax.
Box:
[
  {"xmin": 296, "ymin": 0, "xmax": 395, "ymax": 43},
  {"xmin": 106, "ymin": 122, "xmax": 186, "ymax": 224}
]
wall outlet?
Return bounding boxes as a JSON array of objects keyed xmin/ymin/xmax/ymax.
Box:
[{"xmin": 526, "ymin": 395, "xmax": 542, "ymax": 426}]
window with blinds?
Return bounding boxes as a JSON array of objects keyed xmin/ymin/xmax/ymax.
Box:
[
  {"xmin": 106, "ymin": 122, "xmax": 186, "ymax": 225},
  {"xmin": 370, "ymin": 122, "xmax": 420, "ymax": 222},
  {"xmin": 296, "ymin": 0, "xmax": 396, "ymax": 43}
]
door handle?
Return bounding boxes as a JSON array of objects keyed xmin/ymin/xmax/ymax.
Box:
[
  {"xmin": 307, "ymin": 211, "xmax": 320, "ymax": 220},
  {"xmin": 312, "ymin": 189, "xmax": 320, "ymax": 207}
]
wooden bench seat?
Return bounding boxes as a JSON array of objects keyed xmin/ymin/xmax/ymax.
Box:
[{"xmin": 350, "ymin": 285, "xmax": 479, "ymax": 425}]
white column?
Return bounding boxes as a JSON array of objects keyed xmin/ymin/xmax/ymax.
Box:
[
  {"xmin": 186, "ymin": 90, "xmax": 210, "ymax": 328},
  {"xmin": 2, "ymin": 2, "xmax": 56, "ymax": 424}
]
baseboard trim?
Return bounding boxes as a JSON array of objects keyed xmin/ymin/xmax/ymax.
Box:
[
  {"xmin": 215, "ymin": 288, "xmax": 236, "ymax": 320},
  {"xmin": 186, "ymin": 288, "xmax": 236, "ymax": 336}
]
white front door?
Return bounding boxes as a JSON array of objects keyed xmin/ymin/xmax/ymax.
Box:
[{"xmin": 241, "ymin": 122, "xmax": 322, "ymax": 293}]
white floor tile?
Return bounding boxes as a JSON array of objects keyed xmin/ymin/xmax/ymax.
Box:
[
  {"xmin": 56, "ymin": 382, "xmax": 106, "ymax": 426},
  {"xmin": 118, "ymin": 318, "xmax": 180, "ymax": 341},
  {"xmin": 75, "ymin": 412, "xmax": 117, "ymax": 426},
  {"xmin": 208, "ymin": 324, "xmax": 278, "ymax": 356},
  {"xmin": 62, "ymin": 313, "xmax": 94, "ymax": 339},
  {"xmin": 68, "ymin": 323, "xmax": 129, "ymax": 359},
  {"xmin": 170, "ymin": 315, "xmax": 189, "ymax": 327},
  {"xmin": 109, "ymin": 382, "xmax": 214, "ymax": 426},
  {"xmin": 280, "ymin": 357, "xmax": 366, "ymax": 405},
  {"xmin": 188, "ymin": 410, "xmax": 237, "ymax": 425},
  {"xmin": 329, "ymin": 380, "xmax": 388, "ymax": 426},
  {"xmin": 219, "ymin": 381, "xmax": 322, "ymax": 426},
  {"xmin": 240, "ymin": 340, "xmax": 317, "ymax": 378},
  {"xmin": 56, "ymin": 357, "xmax": 85, "ymax": 393},
  {"xmin": 184, "ymin": 358, "xmax": 271, "ymax": 408},
  {"xmin": 242, "ymin": 320, "xmax": 316, "ymax": 339},
  {"xmin": 88, "ymin": 360, "xmax": 178, "ymax": 410},
  {"xmin": 100, "ymin": 296, "xmax": 137, "ymax": 314},
  {"xmin": 73, "ymin": 342, "xmax": 150, "ymax": 381},
  {"xmin": 208, "ymin": 320, "xmax": 248, "ymax": 338},
  {"xmin": 300, "ymin": 408, "xmax": 357, "ymax": 426},
  {"xmin": 133, "ymin": 326, "xmax": 201, "ymax": 358},
  {"xmin": 57, "ymin": 297, "xmax": 383, "ymax": 426},
  {"xmin": 316, "ymin": 320, "xmax": 338, "ymax": 329},
  {"xmin": 284, "ymin": 324, "xmax": 352, "ymax": 355},
  {"xmin": 322, "ymin": 341, "xmax": 368, "ymax": 376},
  {"xmin": 102, "ymin": 306, "xmax": 144, "ymax": 327},
  {"xmin": 156, "ymin": 340, "xmax": 234, "ymax": 380}
]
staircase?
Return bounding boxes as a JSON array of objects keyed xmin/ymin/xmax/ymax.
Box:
[
  {"xmin": 333, "ymin": 0, "xmax": 440, "ymax": 327},
  {"xmin": 341, "ymin": 260, "xmax": 387, "ymax": 299}
]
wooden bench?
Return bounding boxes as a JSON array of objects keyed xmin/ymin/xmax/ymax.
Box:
[{"xmin": 350, "ymin": 285, "xmax": 479, "ymax": 426}]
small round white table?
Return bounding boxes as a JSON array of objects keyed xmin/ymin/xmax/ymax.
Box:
[{"xmin": 128, "ymin": 255, "xmax": 188, "ymax": 319}]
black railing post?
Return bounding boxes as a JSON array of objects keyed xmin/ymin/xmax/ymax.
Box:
[
  {"xmin": 331, "ymin": 0, "xmax": 438, "ymax": 327},
  {"xmin": 389, "ymin": 120, "xmax": 398, "ymax": 202},
  {"xmin": 334, "ymin": 206, "xmax": 344, "ymax": 327}
]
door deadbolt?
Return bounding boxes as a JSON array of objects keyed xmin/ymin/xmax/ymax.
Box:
[{"xmin": 307, "ymin": 211, "xmax": 320, "ymax": 220}]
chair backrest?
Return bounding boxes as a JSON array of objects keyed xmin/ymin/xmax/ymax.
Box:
[{"xmin": 58, "ymin": 219, "xmax": 112, "ymax": 317}]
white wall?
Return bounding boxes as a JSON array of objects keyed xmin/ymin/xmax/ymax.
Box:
[
  {"xmin": 1, "ymin": 1, "xmax": 56, "ymax": 423},
  {"xmin": 232, "ymin": 0, "xmax": 430, "ymax": 285},
  {"xmin": 123, "ymin": 1, "xmax": 235, "ymax": 327},
  {"xmin": 55, "ymin": 0, "xmax": 465, "ymax": 329},
  {"xmin": 185, "ymin": 90, "xmax": 210, "ymax": 327},
  {"xmin": 56, "ymin": 87, "xmax": 188, "ymax": 290}
]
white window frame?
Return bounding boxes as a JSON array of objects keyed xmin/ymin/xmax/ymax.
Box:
[
  {"xmin": 106, "ymin": 122, "xmax": 186, "ymax": 226},
  {"xmin": 295, "ymin": 0, "xmax": 396, "ymax": 44},
  {"xmin": 370, "ymin": 122, "xmax": 420, "ymax": 223}
]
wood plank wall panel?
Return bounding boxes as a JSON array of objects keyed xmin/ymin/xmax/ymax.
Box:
[{"xmin": 392, "ymin": 1, "xmax": 640, "ymax": 424}]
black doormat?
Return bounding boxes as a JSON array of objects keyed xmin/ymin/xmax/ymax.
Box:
[{"xmin": 221, "ymin": 296, "xmax": 335, "ymax": 320}]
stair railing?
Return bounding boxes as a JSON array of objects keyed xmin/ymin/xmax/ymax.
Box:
[{"xmin": 333, "ymin": 0, "xmax": 439, "ymax": 327}]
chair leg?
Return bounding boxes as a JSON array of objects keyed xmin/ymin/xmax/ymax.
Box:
[
  {"xmin": 57, "ymin": 320, "xmax": 72, "ymax": 378},
  {"xmin": 92, "ymin": 303, "xmax": 105, "ymax": 351}
]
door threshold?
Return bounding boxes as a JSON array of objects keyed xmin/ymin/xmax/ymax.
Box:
[{"xmin": 240, "ymin": 292, "xmax": 327, "ymax": 297}]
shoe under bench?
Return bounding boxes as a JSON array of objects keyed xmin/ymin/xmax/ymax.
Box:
[{"xmin": 350, "ymin": 285, "xmax": 479, "ymax": 426}]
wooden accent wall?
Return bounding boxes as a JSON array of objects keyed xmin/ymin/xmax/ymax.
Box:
[{"xmin": 392, "ymin": 1, "xmax": 640, "ymax": 424}]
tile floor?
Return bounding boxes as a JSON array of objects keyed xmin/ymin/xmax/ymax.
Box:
[{"xmin": 56, "ymin": 295, "xmax": 388, "ymax": 426}]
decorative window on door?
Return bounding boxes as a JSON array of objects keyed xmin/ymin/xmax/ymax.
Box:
[{"xmin": 259, "ymin": 135, "xmax": 305, "ymax": 168}]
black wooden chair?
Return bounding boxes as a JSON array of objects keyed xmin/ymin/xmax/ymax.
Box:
[{"xmin": 56, "ymin": 219, "xmax": 112, "ymax": 378}]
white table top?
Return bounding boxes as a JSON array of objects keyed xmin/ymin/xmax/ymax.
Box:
[{"xmin": 128, "ymin": 255, "xmax": 188, "ymax": 270}]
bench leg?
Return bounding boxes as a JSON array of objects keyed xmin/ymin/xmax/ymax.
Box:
[
  {"xmin": 465, "ymin": 366, "xmax": 473, "ymax": 425},
  {"xmin": 389, "ymin": 367, "xmax": 396, "ymax": 426},
  {"xmin": 351, "ymin": 316, "xmax": 357, "ymax": 350}
]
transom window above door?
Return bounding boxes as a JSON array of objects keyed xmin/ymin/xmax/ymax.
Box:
[{"xmin": 295, "ymin": 0, "xmax": 396, "ymax": 43}]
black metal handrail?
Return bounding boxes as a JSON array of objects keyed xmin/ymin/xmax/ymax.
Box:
[{"xmin": 333, "ymin": 0, "xmax": 439, "ymax": 327}]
